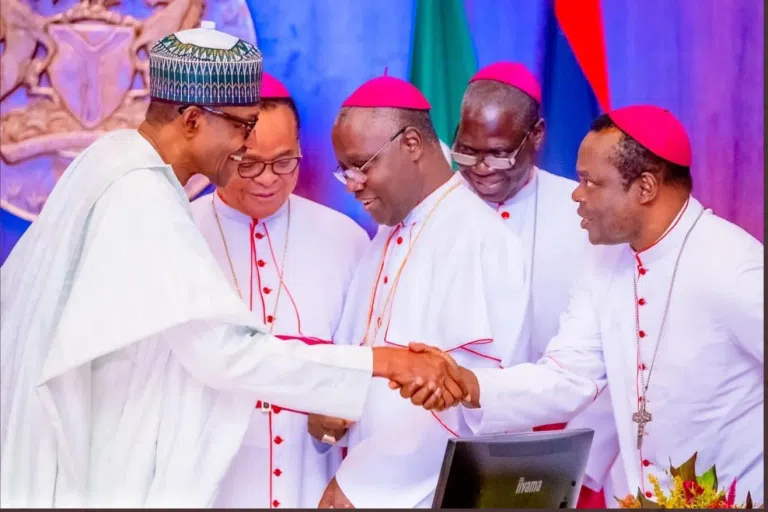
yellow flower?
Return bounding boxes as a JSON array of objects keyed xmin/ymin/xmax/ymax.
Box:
[
  {"xmin": 617, "ymin": 495, "xmax": 641, "ymax": 508},
  {"xmin": 649, "ymin": 474, "xmax": 669, "ymax": 507}
]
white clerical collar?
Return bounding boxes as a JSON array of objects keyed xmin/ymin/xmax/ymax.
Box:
[
  {"xmin": 212, "ymin": 190, "xmax": 290, "ymax": 226},
  {"xmin": 493, "ymin": 166, "xmax": 539, "ymax": 209},
  {"xmin": 401, "ymin": 172, "xmax": 462, "ymax": 226},
  {"xmin": 631, "ymin": 195, "xmax": 705, "ymax": 266}
]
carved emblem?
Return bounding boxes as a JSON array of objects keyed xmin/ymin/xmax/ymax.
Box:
[{"xmin": 0, "ymin": 0, "xmax": 257, "ymax": 221}]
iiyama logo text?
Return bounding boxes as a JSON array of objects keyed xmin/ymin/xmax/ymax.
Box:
[{"xmin": 515, "ymin": 476, "xmax": 543, "ymax": 494}]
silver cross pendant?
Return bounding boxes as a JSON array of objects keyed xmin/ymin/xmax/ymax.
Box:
[{"xmin": 632, "ymin": 398, "xmax": 652, "ymax": 449}]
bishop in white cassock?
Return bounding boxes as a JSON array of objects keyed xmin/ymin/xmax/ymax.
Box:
[
  {"xmin": 416, "ymin": 105, "xmax": 764, "ymax": 504},
  {"xmin": 190, "ymin": 72, "xmax": 371, "ymax": 509},
  {"xmin": 452, "ymin": 62, "xmax": 625, "ymax": 506},
  {"xmin": 319, "ymin": 75, "xmax": 532, "ymax": 509},
  {"xmin": 0, "ymin": 27, "xmax": 463, "ymax": 508}
]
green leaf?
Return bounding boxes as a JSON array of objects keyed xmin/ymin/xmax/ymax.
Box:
[
  {"xmin": 670, "ymin": 452, "xmax": 698, "ymax": 482},
  {"xmin": 697, "ymin": 465, "xmax": 718, "ymax": 491}
]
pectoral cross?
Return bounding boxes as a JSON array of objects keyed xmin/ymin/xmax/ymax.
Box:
[{"xmin": 632, "ymin": 399, "xmax": 652, "ymax": 449}]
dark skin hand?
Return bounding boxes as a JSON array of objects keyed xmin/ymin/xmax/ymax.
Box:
[
  {"xmin": 372, "ymin": 346, "xmax": 468, "ymax": 411},
  {"xmin": 315, "ymin": 347, "xmax": 470, "ymax": 509},
  {"xmin": 307, "ymin": 414, "xmax": 351, "ymax": 444},
  {"xmin": 318, "ymin": 477, "xmax": 354, "ymax": 508},
  {"xmin": 388, "ymin": 343, "xmax": 481, "ymax": 409},
  {"xmin": 310, "ymin": 346, "xmax": 468, "ymax": 451}
]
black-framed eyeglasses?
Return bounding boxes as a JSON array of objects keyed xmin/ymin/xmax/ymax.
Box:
[
  {"xmin": 451, "ymin": 118, "xmax": 542, "ymax": 171},
  {"xmin": 178, "ymin": 104, "xmax": 258, "ymax": 138},
  {"xmin": 232, "ymin": 154, "xmax": 303, "ymax": 179},
  {"xmin": 333, "ymin": 127, "xmax": 407, "ymax": 185}
]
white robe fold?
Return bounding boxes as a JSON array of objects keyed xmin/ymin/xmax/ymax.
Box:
[
  {"xmin": 0, "ymin": 130, "xmax": 373, "ymax": 508},
  {"xmin": 190, "ymin": 191, "xmax": 371, "ymax": 508},
  {"xmin": 443, "ymin": 196, "xmax": 764, "ymax": 503},
  {"xmin": 332, "ymin": 174, "xmax": 532, "ymax": 508}
]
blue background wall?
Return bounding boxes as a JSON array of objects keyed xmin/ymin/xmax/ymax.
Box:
[{"xmin": 1, "ymin": 0, "xmax": 763, "ymax": 263}]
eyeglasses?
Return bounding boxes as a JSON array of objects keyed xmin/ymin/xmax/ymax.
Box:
[
  {"xmin": 231, "ymin": 155, "xmax": 302, "ymax": 179},
  {"xmin": 451, "ymin": 119, "xmax": 541, "ymax": 171},
  {"xmin": 178, "ymin": 105, "xmax": 258, "ymax": 139},
  {"xmin": 333, "ymin": 127, "xmax": 407, "ymax": 185}
]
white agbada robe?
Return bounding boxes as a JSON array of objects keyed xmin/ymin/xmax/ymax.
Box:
[
  {"xmin": 447, "ymin": 196, "xmax": 764, "ymax": 503},
  {"xmin": 190, "ymin": 191, "xmax": 370, "ymax": 508},
  {"xmin": 333, "ymin": 173, "xmax": 532, "ymax": 508},
  {"xmin": 477, "ymin": 167, "xmax": 626, "ymax": 500},
  {"xmin": 0, "ymin": 129, "xmax": 375, "ymax": 508}
]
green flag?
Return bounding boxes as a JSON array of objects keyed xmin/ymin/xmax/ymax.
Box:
[{"xmin": 409, "ymin": 0, "xmax": 478, "ymax": 156}]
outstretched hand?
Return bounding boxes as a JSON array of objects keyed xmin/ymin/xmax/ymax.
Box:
[
  {"xmin": 389, "ymin": 343, "xmax": 480, "ymax": 410},
  {"xmin": 371, "ymin": 345, "xmax": 468, "ymax": 411}
]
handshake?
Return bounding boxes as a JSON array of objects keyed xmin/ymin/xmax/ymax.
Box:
[
  {"xmin": 308, "ymin": 342, "xmax": 480, "ymax": 444},
  {"xmin": 376, "ymin": 342, "xmax": 481, "ymax": 411},
  {"xmin": 310, "ymin": 344, "xmax": 481, "ymax": 509}
]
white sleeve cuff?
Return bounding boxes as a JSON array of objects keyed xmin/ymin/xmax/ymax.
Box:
[{"xmin": 460, "ymin": 368, "xmax": 510, "ymax": 435}]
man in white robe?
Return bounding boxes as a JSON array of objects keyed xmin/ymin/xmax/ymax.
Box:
[
  {"xmin": 190, "ymin": 72, "xmax": 371, "ymax": 509},
  {"xmin": 402, "ymin": 105, "xmax": 764, "ymax": 504},
  {"xmin": 314, "ymin": 75, "xmax": 532, "ymax": 509},
  {"xmin": 0, "ymin": 27, "xmax": 466, "ymax": 508},
  {"xmin": 452, "ymin": 62, "xmax": 624, "ymax": 506}
]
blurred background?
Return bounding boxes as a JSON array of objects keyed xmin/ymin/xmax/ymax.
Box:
[{"xmin": 1, "ymin": 0, "xmax": 763, "ymax": 264}]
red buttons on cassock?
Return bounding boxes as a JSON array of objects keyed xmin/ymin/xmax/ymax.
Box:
[
  {"xmin": 383, "ymin": 276, "xmax": 388, "ymax": 284},
  {"xmin": 274, "ymin": 468, "xmax": 282, "ymax": 477},
  {"xmin": 639, "ymin": 267, "xmax": 647, "ymax": 275},
  {"xmin": 273, "ymin": 499, "xmax": 280, "ymax": 507},
  {"xmin": 272, "ymin": 406, "xmax": 282, "ymax": 414},
  {"xmin": 263, "ymin": 287, "xmax": 272, "ymax": 294},
  {"xmin": 639, "ymin": 330, "xmax": 646, "ymax": 338},
  {"xmin": 639, "ymin": 363, "xmax": 647, "ymax": 370},
  {"xmin": 643, "ymin": 460, "xmax": 651, "ymax": 467},
  {"xmin": 274, "ymin": 436, "xmax": 283, "ymax": 445},
  {"xmin": 267, "ymin": 315, "xmax": 274, "ymax": 323},
  {"xmin": 257, "ymin": 259, "xmax": 266, "ymax": 267},
  {"xmin": 396, "ymin": 236, "xmax": 403, "ymax": 245},
  {"xmin": 638, "ymin": 298, "xmax": 646, "ymax": 305},
  {"xmin": 501, "ymin": 211, "xmax": 510, "ymax": 220},
  {"xmin": 255, "ymin": 233, "xmax": 264, "ymax": 239}
]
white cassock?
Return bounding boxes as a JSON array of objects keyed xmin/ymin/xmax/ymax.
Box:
[
  {"xmin": 333, "ymin": 173, "xmax": 532, "ymax": 508},
  {"xmin": 190, "ymin": 191, "xmax": 370, "ymax": 508},
  {"xmin": 476, "ymin": 167, "xmax": 626, "ymax": 503},
  {"xmin": 0, "ymin": 130, "xmax": 375, "ymax": 508},
  {"xmin": 446, "ymin": 196, "xmax": 764, "ymax": 503}
]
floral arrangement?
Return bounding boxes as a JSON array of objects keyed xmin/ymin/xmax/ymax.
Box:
[{"xmin": 617, "ymin": 452, "xmax": 761, "ymax": 509}]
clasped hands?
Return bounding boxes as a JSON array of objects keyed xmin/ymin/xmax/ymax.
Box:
[
  {"xmin": 309, "ymin": 342, "xmax": 471, "ymax": 447},
  {"xmin": 312, "ymin": 343, "xmax": 479, "ymax": 509},
  {"xmin": 309, "ymin": 343, "xmax": 477, "ymax": 448},
  {"xmin": 384, "ymin": 342, "xmax": 479, "ymax": 410}
]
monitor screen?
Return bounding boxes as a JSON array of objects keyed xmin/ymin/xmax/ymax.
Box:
[{"xmin": 432, "ymin": 428, "xmax": 594, "ymax": 509}]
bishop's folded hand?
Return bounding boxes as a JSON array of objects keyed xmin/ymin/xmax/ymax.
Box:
[
  {"xmin": 308, "ymin": 413, "xmax": 351, "ymax": 444},
  {"xmin": 387, "ymin": 342, "xmax": 481, "ymax": 410},
  {"xmin": 371, "ymin": 345, "xmax": 468, "ymax": 410},
  {"xmin": 318, "ymin": 477, "xmax": 354, "ymax": 508}
]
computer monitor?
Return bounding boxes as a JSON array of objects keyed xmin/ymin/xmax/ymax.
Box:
[{"xmin": 432, "ymin": 428, "xmax": 594, "ymax": 509}]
